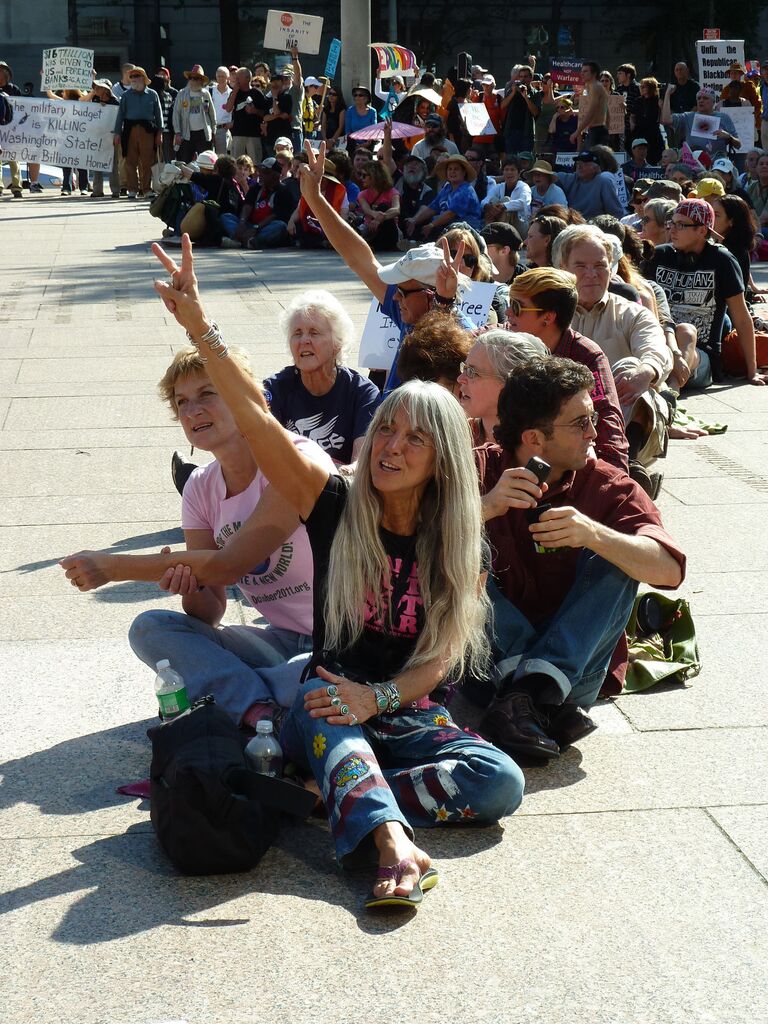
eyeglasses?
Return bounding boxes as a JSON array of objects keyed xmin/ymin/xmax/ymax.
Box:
[
  {"xmin": 352, "ymin": 91, "xmax": 367, "ymax": 98},
  {"xmin": 509, "ymin": 297, "xmax": 544, "ymax": 317},
  {"xmin": 665, "ymin": 219, "xmax": 699, "ymax": 230},
  {"xmin": 552, "ymin": 411, "xmax": 599, "ymax": 433},
  {"xmin": 394, "ymin": 285, "xmax": 435, "ymax": 301},
  {"xmin": 458, "ymin": 361, "xmax": 502, "ymax": 381},
  {"xmin": 448, "ymin": 250, "xmax": 478, "ymax": 268}
]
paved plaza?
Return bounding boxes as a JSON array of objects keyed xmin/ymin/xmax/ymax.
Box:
[{"xmin": 1, "ymin": 195, "xmax": 767, "ymax": 1024}]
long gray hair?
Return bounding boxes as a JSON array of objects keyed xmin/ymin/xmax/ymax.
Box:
[{"xmin": 324, "ymin": 381, "xmax": 491, "ymax": 679}]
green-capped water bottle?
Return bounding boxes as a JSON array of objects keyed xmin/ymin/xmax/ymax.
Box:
[{"xmin": 154, "ymin": 659, "xmax": 190, "ymax": 720}]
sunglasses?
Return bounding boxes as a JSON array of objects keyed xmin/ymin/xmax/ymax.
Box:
[
  {"xmin": 448, "ymin": 250, "xmax": 478, "ymax": 268},
  {"xmin": 552, "ymin": 411, "xmax": 599, "ymax": 433},
  {"xmin": 458, "ymin": 361, "xmax": 502, "ymax": 381},
  {"xmin": 394, "ymin": 285, "xmax": 435, "ymax": 301},
  {"xmin": 352, "ymin": 91, "xmax": 368, "ymax": 98},
  {"xmin": 509, "ymin": 297, "xmax": 544, "ymax": 317}
]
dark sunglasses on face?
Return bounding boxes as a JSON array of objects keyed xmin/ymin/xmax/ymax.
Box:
[
  {"xmin": 394, "ymin": 284, "xmax": 435, "ymax": 301},
  {"xmin": 448, "ymin": 249, "xmax": 478, "ymax": 268}
]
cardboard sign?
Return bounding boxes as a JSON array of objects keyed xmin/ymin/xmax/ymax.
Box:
[
  {"xmin": 722, "ymin": 104, "xmax": 756, "ymax": 148},
  {"xmin": 325, "ymin": 38, "xmax": 341, "ymax": 79},
  {"xmin": 264, "ymin": 9, "xmax": 323, "ymax": 54},
  {"xmin": 550, "ymin": 59, "xmax": 583, "ymax": 90},
  {"xmin": 0, "ymin": 95, "xmax": 117, "ymax": 172},
  {"xmin": 607, "ymin": 94, "xmax": 626, "ymax": 135},
  {"xmin": 696, "ymin": 39, "xmax": 745, "ymax": 91},
  {"xmin": 358, "ymin": 281, "xmax": 497, "ymax": 370},
  {"xmin": 42, "ymin": 47, "xmax": 94, "ymax": 92},
  {"xmin": 461, "ymin": 102, "xmax": 495, "ymax": 136},
  {"xmin": 613, "ymin": 168, "xmax": 629, "ymax": 208}
]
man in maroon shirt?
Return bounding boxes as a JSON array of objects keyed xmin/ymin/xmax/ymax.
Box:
[
  {"xmin": 476, "ymin": 357, "xmax": 685, "ymax": 760},
  {"xmin": 505, "ymin": 266, "xmax": 629, "ymax": 473}
]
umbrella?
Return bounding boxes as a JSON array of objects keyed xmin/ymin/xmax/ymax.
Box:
[{"xmin": 349, "ymin": 121, "xmax": 425, "ymax": 141}]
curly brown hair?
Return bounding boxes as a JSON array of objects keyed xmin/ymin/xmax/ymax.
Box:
[{"xmin": 396, "ymin": 311, "xmax": 473, "ymax": 386}]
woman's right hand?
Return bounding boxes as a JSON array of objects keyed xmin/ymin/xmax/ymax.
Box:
[{"xmin": 152, "ymin": 235, "xmax": 210, "ymax": 340}]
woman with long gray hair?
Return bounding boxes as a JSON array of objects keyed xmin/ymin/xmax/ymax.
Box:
[{"xmin": 151, "ymin": 236, "xmax": 524, "ymax": 910}]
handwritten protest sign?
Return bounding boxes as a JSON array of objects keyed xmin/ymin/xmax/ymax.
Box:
[
  {"xmin": 358, "ymin": 282, "xmax": 497, "ymax": 370},
  {"xmin": 42, "ymin": 47, "xmax": 94, "ymax": 92},
  {"xmin": 691, "ymin": 113, "xmax": 721, "ymax": 140},
  {"xmin": 371, "ymin": 43, "xmax": 418, "ymax": 78},
  {"xmin": 554, "ymin": 151, "xmax": 576, "ymax": 169},
  {"xmin": 696, "ymin": 39, "xmax": 745, "ymax": 91},
  {"xmin": 607, "ymin": 94, "xmax": 626, "ymax": 135},
  {"xmin": 724, "ymin": 105, "xmax": 756, "ymax": 148},
  {"xmin": 264, "ymin": 10, "xmax": 323, "ymax": 54},
  {"xmin": 461, "ymin": 102, "xmax": 495, "ymax": 136},
  {"xmin": 0, "ymin": 96, "xmax": 117, "ymax": 172}
]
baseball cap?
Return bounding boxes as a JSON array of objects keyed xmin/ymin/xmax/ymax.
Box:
[
  {"xmin": 481, "ymin": 222, "xmax": 523, "ymax": 251},
  {"xmin": 632, "ymin": 137, "xmax": 649, "ymax": 147},
  {"xmin": 573, "ymin": 151, "xmax": 599, "ymax": 164},
  {"xmin": 481, "ymin": 74, "xmax": 496, "ymax": 86},
  {"xmin": 711, "ymin": 157, "xmax": 735, "ymax": 174},
  {"xmin": 304, "ymin": 76, "xmax": 323, "ymax": 87},
  {"xmin": 425, "ymin": 113, "xmax": 443, "ymax": 126},
  {"xmin": 259, "ymin": 156, "xmax": 280, "ymax": 171},
  {"xmin": 274, "ymin": 136, "xmax": 293, "ymax": 151},
  {"xmin": 631, "ymin": 178, "xmax": 654, "ymax": 196},
  {"xmin": 378, "ymin": 244, "xmax": 472, "ymax": 289},
  {"xmin": 692, "ymin": 176, "xmax": 725, "ymax": 199},
  {"xmin": 675, "ymin": 198, "xmax": 722, "ymax": 237}
]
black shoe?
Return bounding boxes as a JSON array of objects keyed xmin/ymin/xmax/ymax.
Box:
[
  {"xmin": 171, "ymin": 450, "xmax": 199, "ymax": 495},
  {"xmin": 479, "ymin": 692, "xmax": 560, "ymax": 759},
  {"xmin": 545, "ymin": 703, "xmax": 597, "ymax": 748},
  {"xmin": 629, "ymin": 460, "xmax": 654, "ymax": 497}
]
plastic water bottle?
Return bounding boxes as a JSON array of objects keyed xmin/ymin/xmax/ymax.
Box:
[
  {"xmin": 154, "ymin": 659, "xmax": 190, "ymax": 720},
  {"xmin": 245, "ymin": 720, "xmax": 283, "ymax": 777}
]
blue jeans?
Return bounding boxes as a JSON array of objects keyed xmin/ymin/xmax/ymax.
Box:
[
  {"xmin": 490, "ymin": 551, "xmax": 638, "ymax": 708},
  {"xmin": 248, "ymin": 220, "xmax": 290, "ymax": 248},
  {"xmin": 219, "ymin": 212, "xmax": 239, "ymax": 238},
  {"xmin": 128, "ymin": 609, "xmax": 312, "ymax": 724},
  {"xmin": 281, "ymin": 683, "xmax": 524, "ymax": 863}
]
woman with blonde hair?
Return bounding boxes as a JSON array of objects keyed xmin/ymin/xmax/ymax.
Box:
[{"xmin": 146, "ymin": 235, "xmax": 524, "ymax": 909}]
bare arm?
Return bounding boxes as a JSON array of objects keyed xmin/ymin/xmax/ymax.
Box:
[
  {"xmin": 296, "ymin": 142, "xmax": 387, "ymax": 302},
  {"xmin": 660, "ymin": 84, "xmax": 673, "ymax": 126},
  {"xmin": 379, "ymin": 119, "xmax": 396, "ymax": 174},
  {"xmin": 152, "ymin": 237, "xmax": 331, "ymax": 517},
  {"xmin": 727, "ymin": 291, "xmax": 766, "ymax": 384}
]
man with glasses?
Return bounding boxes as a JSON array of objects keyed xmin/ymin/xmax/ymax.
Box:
[
  {"xmin": 474, "ymin": 356, "xmax": 685, "ymax": 760},
  {"xmin": 464, "ymin": 148, "xmax": 490, "ymax": 202},
  {"xmin": 643, "ymin": 198, "xmax": 768, "ymax": 386}
]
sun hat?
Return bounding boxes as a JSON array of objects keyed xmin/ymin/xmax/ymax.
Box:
[
  {"xmin": 526, "ymin": 159, "xmax": 556, "ymax": 178},
  {"xmin": 645, "ymin": 180, "xmax": 682, "ymax": 201},
  {"xmin": 728, "ymin": 61, "xmax": 746, "ymax": 74},
  {"xmin": 129, "ymin": 67, "xmax": 152, "ymax": 86},
  {"xmin": 184, "ymin": 64, "xmax": 209, "ymax": 84},
  {"xmin": 378, "ymin": 243, "xmax": 472, "ymax": 289},
  {"xmin": 435, "ymin": 154, "xmax": 477, "ymax": 183}
]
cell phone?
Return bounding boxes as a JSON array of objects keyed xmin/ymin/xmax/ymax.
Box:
[{"xmin": 525, "ymin": 456, "xmax": 551, "ymax": 487}]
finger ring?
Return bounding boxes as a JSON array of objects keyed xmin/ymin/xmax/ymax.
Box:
[
  {"xmin": 326, "ymin": 685, "xmax": 338, "ymax": 698},
  {"xmin": 339, "ymin": 704, "xmax": 350, "ymax": 716},
  {"xmin": 348, "ymin": 713, "xmax": 358, "ymax": 726},
  {"xmin": 330, "ymin": 697, "xmax": 341, "ymax": 707}
]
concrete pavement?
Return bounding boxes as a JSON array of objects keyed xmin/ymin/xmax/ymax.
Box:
[{"xmin": 1, "ymin": 194, "xmax": 767, "ymax": 1024}]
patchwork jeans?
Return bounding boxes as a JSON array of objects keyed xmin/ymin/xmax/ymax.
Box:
[{"xmin": 281, "ymin": 682, "xmax": 524, "ymax": 862}]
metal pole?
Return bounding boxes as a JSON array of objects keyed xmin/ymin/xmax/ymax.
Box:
[
  {"xmin": 388, "ymin": 0, "xmax": 397, "ymax": 42},
  {"xmin": 340, "ymin": 0, "xmax": 371, "ymax": 99}
]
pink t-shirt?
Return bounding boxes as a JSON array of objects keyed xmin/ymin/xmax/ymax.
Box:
[{"xmin": 181, "ymin": 433, "xmax": 335, "ymax": 635}]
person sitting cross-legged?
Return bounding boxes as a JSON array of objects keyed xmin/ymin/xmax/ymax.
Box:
[{"xmin": 476, "ymin": 357, "xmax": 686, "ymax": 760}]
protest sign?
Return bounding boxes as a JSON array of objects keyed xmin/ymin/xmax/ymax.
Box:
[
  {"xmin": 607, "ymin": 94, "xmax": 626, "ymax": 135},
  {"xmin": 264, "ymin": 10, "xmax": 323, "ymax": 54},
  {"xmin": 41, "ymin": 47, "xmax": 94, "ymax": 92},
  {"xmin": 613, "ymin": 168, "xmax": 629, "ymax": 208},
  {"xmin": 554, "ymin": 151, "xmax": 576, "ymax": 169},
  {"xmin": 724, "ymin": 105, "xmax": 756, "ymax": 148},
  {"xmin": 325, "ymin": 38, "xmax": 341, "ymax": 79},
  {"xmin": 371, "ymin": 43, "xmax": 418, "ymax": 79},
  {"xmin": 461, "ymin": 102, "xmax": 495, "ymax": 136},
  {"xmin": 691, "ymin": 113, "xmax": 720, "ymax": 140},
  {"xmin": 681, "ymin": 142, "xmax": 705, "ymax": 172},
  {"xmin": 696, "ymin": 39, "xmax": 745, "ymax": 91},
  {"xmin": 358, "ymin": 281, "xmax": 497, "ymax": 370},
  {"xmin": 0, "ymin": 96, "xmax": 117, "ymax": 172},
  {"xmin": 550, "ymin": 59, "xmax": 583, "ymax": 90}
]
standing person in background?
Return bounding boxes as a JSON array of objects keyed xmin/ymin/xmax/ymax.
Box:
[
  {"xmin": 0, "ymin": 61, "xmax": 22, "ymax": 198},
  {"xmin": 112, "ymin": 63, "xmax": 135, "ymax": 101},
  {"xmin": 284, "ymin": 50, "xmax": 305, "ymax": 152},
  {"xmin": 321, "ymin": 85, "xmax": 346, "ymax": 147},
  {"xmin": 173, "ymin": 65, "xmax": 216, "ymax": 163},
  {"xmin": 211, "ymin": 66, "xmax": 232, "ymax": 155},
  {"xmin": 152, "ymin": 69, "xmax": 178, "ymax": 162},
  {"xmin": 89, "ymin": 79, "xmax": 120, "ymax": 198},
  {"xmin": 616, "ymin": 64, "xmax": 641, "ymax": 149},
  {"xmin": 344, "ymin": 84, "xmax": 377, "ymax": 155},
  {"xmin": 631, "ymin": 79, "xmax": 664, "ymax": 164},
  {"xmin": 501, "ymin": 65, "xmax": 536, "ymax": 157},
  {"xmin": 113, "ymin": 66, "xmax": 163, "ymax": 199},
  {"xmin": 46, "ymin": 87, "xmax": 91, "ymax": 195},
  {"xmin": 375, "ymin": 74, "xmax": 406, "ymax": 118},
  {"xmin": 226, "ymin": 68, "xmax": 267, "ymax": 165},
  {"xmin": 531, "ymin": 77, "xmax": 557, "ymax": 160},
  {"xmin": 301, "ymin": 76, "xmax": 324, "ymax": 141},
  {"xmin": 572, "ymin": 62, "xmax": 609, "ymax": 148},
  {"xmin": 549, "ymin": 97, "xmax": 578, "ymax": 156},
  {"xmin": 262, "ymin": 73, "xmax": 293, "ymax": 158}
]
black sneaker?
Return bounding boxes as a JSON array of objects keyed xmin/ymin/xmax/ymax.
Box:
[
  {"xmin": 171, "ymin": 450, "xmax": 199, "ymax": 496},
  {"xmin": 479, "ymin": 691, "xmax": 560, "ymax": 759},
  {"xmin": 545, "ymin": 703, "xmax": 597, "ymax": 749}
]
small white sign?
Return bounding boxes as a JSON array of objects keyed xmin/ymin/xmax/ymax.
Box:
[
  {"xmin": 42, "ymin": 46, "xmax": 94, "ymax": 92},
  {"xmin": 264, "ymin": 10, "xmax": 324, "ymax": 55},
  {"xmin": 461, "ymin": 102, "xmax": 495, "ymax": 137},
  {"xmin": 691, "ymin": 113, "xmax": 721, "ymax": 140},
  {"xmin": 554, "ymin": 151, "xmax": 576, "ymax": 169},
  {"xmin": 358, "ymin": 281, "xmax": 497, "ymax": 370},
  {"xmin": 721, "ymin": 104, "xmax": 755, "ymax": 148}
]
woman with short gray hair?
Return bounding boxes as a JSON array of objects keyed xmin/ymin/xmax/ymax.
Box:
[{"xmin": 640, "ymin": 199, "xmax": 677, "ymax": 246}]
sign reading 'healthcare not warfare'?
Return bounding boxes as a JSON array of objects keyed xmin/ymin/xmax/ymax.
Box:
[{"xmin": 0, "ymin": 96, "xmax": 117, "ymax": 172}]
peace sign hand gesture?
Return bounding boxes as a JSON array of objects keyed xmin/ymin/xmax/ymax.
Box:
[
  {"xmin": 152, "ymin": 234, "xmax": 210, "ymax": 340},
  {"xmin": 299, "ymin": 139, "xmax": 325, "ymax": 203},
  {"xmin": 435, "ymin": 235, "xmax": 464, "ymax": 301}
]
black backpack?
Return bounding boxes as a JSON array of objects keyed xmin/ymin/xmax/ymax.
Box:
[
  {"xmin": 0, "ymin": 92, "xmax": 13, "ymax": 127},
  {"xmin": 148, "ymin": 698, "xmax": 315, "ymax": 875}
]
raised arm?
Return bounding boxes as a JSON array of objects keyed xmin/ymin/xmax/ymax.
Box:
[
  {"xmin": 660, "ymin": 84, "xmax": 674, "ymax": 126},
  {"xmin": 298, "ymin": 141, "xmax": 387, "ymax": 302},
  {"xmin": 152, "ymin": 237, "xmax": 331, "ymax": 517}
]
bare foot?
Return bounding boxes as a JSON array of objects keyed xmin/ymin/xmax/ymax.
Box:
[{"xmin": 371, "ymin": 821, "xmax": 432, "ymax": 899}]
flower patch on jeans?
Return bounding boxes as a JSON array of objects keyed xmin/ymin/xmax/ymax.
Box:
[{"xmin": 313, "ymin": 734, "xmax": 327, "ymax": 758}]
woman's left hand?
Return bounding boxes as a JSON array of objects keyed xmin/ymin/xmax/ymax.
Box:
[
  {"xmin": 152, "ymin": 234, "xmax": 210, "ymax": 339},
  {"xmin": 304, "ymin": 665, "xmax": 377, "ymax": 726}
]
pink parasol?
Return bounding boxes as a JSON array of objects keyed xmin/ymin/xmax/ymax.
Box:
[{"xmin": 349, "ymin": 121, "xmax": 425, "ymax": 141}]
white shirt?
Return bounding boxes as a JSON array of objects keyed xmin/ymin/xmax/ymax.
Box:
[{"xmin": 212, "ymin": 84, "xmax": 232, "ymax": 127}]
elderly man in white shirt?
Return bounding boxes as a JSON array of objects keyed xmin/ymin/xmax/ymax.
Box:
[
  {"xmin": 553, "ymin": 224, "xmax": 672, "ymax": 491},
  {"xmin": 211, "ymin": 66, "xmax": 232, "ymax": 154},
  {"xmin": 481, "ymin": 157, "xmax": 532, "ymax": 231}
]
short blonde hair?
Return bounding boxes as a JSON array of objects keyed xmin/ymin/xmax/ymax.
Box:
[{"xmin": 158, "ymin": 346, "xmax": 254, "ymax": 419}]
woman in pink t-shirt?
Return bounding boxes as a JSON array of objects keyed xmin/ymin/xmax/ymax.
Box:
[{"xmin": 61, "ymin": 347, "xmax": 335, "ymax": 728}]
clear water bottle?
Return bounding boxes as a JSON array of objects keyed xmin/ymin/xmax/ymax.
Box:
[
  {"xmin": 245, "ymin": 720, "xmax": 283, "ymax": 777},
  {"xmin": 154, "ymin": 659, "xmax": 190, "ymax": 720}
]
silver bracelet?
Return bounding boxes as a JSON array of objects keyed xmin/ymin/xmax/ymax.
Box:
[{"xmin": 186, "ymin": 321, "xmax": 229, "ymax": 359}]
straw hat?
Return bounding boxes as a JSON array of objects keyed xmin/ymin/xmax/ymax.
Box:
[
  {"xmin": 184, "ymin": 64, "xmax": 210, "ymax": 85},
  {"xmin": 129, "ymin": 67, "xmax": 152, "ymax": 86},
  {"xmin": 526, "ymin": 159, "xmax": 556, "ymax": 179},
  {"xmin": 435, "ymin": 154, "xmax": 477, "ymax": 183}
]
